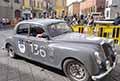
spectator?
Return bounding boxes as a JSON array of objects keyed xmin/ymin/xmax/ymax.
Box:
[
  {"xmin": 113, "ymin": 12, "xmax": 120, "ymax": 25},
  {"xmin": 2, "ymin": 17, "xmax": 6, "ymax": 25},
  {"xmin": 6, "ymin": 18, "xmax": 10, "ymax": 25},
  {"xmin": 64, "ymin": 15, "xmax": 68, "ymax": 21},
  {"xmin": 87, "ymin": 15, "xmax": 94, "ymax": 26},
  {"xmin": 0, "ymin": 18, "xmax": 3, "ymax": 28},
  {"xmin": 78, "ymin": 15, "xmax": 86, "ymax": 25},
  {"xmin": 72, "ymin": 14, "xmax": 78, "ymax": 25}
]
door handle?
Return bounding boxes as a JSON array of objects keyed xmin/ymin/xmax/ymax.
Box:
[{"xmin": 26, "ymin": 40, "xmax": 32, "ymax": 44}]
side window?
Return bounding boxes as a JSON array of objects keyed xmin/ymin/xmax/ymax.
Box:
[
  {"xmin": 16, "ymin": 24, "xmax": 29, "ymax": 35},
  {"xmin": 48, "ymin": 24, "xmax": 58, "ymax": 37},
  {"xmin": 30, "ymin": 24, "xmax": 45, "ymax": 37}
]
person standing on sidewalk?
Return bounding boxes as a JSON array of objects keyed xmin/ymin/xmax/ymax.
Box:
[
  {"xmin": 87, "ymin": 15, "xmax": 94, "ymax": 26},
  {"xmin": 113, "ymin": 12, "xmax": 120, "ymax": 25},
  {"xmin": 0, "ymin": 18, "xmax": 3, "ymax": 28}
]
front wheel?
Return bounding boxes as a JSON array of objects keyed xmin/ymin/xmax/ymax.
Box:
[
  {"xmin": 7, "ymin": 45, "xmax": 16, "ymax": 58},
  {"xmin": 63, "ymin": 59, "xmax": 90, "ymax": 81}
]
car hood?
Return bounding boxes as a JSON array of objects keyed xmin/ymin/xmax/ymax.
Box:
[{"xmin": 53, "ymin": 32, "xmax": 107, "ymax": 45}]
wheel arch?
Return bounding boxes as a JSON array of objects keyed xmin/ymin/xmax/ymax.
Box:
[
  {"xmin": 60, "ymin": 56, "xmax": 94, "ymax": 77},
  {"xmin": 5, "ymin": 42, "xmax": 12, "ymax": 49},
  {"xmin": 61, "ymin": 57, "xmax": 92, "ymax": 81},
  {"xmin": 61, "ymin": 57, "xmax": 84, "ymax": 71}
]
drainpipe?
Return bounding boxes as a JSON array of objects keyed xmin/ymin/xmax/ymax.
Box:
[{"xmin": 10, "ymin": 0, "xmax": 14, "ymax": 19}]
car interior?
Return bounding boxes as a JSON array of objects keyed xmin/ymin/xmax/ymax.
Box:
[{"xmin": 30, "ymin": 27, "xmax": 45, "ymax": 37}]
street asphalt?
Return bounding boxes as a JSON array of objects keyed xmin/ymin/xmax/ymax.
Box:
[{"xmin": 0, "ymin": 28, "xmax": 120, "ymax": 81}]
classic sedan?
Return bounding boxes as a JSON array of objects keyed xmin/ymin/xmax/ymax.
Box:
[{"xmin": 5, "ymin": 19, "xmax": 117, "ymax": 81}]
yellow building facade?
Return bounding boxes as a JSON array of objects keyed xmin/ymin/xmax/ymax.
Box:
[
  {"xmin": 22, "ymin": 0, "xmax": 67, "ymax": 18},
  {"xmin": 55, "ymin": 0, "xmax": 67, "ymax": 17},
  {"xmin": 22, "ymin": 0, "xmax": 42, "ymax": 10},
  {"xmin": 22, "ymin": 0, "xmax": 31, "ymax": 9},
  {"xmin": 32, "ymin": 0, "xmax": 42, "ymax": 10},
  {"xmin": 31, "ymin": 0, "xmax": 43, "ymax": 18},
  {"xmin": 22, "ymin": 0, "xmax": 32, "ymax": 20},
  {"xmin": 22, "ymin": 0, "xmax": 43, "ymax": 18}
]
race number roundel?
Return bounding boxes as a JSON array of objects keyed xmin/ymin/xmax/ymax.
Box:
[{"xmin": 18, "ymin": 41, "xmax": 26, "ymax": 53}]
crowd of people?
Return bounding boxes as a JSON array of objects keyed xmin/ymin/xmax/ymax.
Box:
[
  {"xmin": 0, "ymin": 17, "xmax": 10, "ymax": 28},
  {"xmin": 0, "ymin": 12, "xmax": 120, "ymax": 29},
  {"xmin": 0, "ymin": 14, "xmax": 94, "ymax": 29},
  {"xmin": 65, "ymin": 13, "xmax": 120, "ymax": 26},
  {"xmin": 64, "ymin": 14, "xmax": 96, "ymax": 26}
]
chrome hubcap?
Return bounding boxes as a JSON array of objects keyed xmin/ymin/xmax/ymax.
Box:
[
  {"xmin": 9, "ymin": 48, "xmax": 14, "ymax": 57},
  {"xmin": 69, "ymin": 63, "xmax": 86, "ymax": 80}
]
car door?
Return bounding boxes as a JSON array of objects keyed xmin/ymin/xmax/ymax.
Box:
[
  {"xmin": 28, "ymin": 24, "xmax": 49, "ymax": 63},
  {"xmin": 25, "ymin": 24, "xmax": 48, "ymax": 62},
  {"xmin": 13, "ymin": 23, "xmax": 31, "ymax": 57}
]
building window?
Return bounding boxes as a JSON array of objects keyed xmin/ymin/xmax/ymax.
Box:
[
  {"xmin": 4, "ymin": 0, "xmax": 10, "ymax": 2},
  {"xmin": 62, "ymin": 0, "xmax": 64, "ymax": 7},
  {"xmin": 37, "ymin": 1, "xmax": 39, "ymax": 8},
  {"xmin": 106, "ymin": 10, "xmax": 109, "ymax": 17},
  {"xmin": 34, "ymin": 0, "xmax": 36, "ymax": 7},
  {"xmin": 30, "ymin": 0, "xmax": 33, "ymax": 7},
  {"xmin": 14, "ymin": 0, "xmax": 20, "ymax": 3},
  {"xmin": 22, "ymin": 0, "xmax": 24, "ymax": 6},
  {"xmin": 106, "ymin": 1, "xmax": 109, "ymax": 8}
]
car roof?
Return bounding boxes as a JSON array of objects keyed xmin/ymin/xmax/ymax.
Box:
[{"xmin": 19, "ymin": 19, "xmax": 65, "ymax": 26}]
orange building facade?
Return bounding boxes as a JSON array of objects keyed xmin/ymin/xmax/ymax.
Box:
[
  {"xmin": 80, "ymin": 0, "xmax": 105, "ymax": 15},
  {"xmin": 55, "ymin": 0, "xmax": 67, "ymax": 17},
  {"xmin": 68, "ymin": 2, "xmax": 80, "ymax": 16}
]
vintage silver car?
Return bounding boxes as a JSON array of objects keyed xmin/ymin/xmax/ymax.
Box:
[{"xmin": 5, "ymin": 19, "xmax": 117, "ymax": 81}]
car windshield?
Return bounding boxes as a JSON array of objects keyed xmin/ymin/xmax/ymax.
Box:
[{"xmin": 47, "ymin": 22, "xmax": 72, "ymax": 37}]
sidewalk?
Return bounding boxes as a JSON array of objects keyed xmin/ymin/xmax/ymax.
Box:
[{"xmin": 0, "ymin": 25, "xmax": 13, "ymax": 30}]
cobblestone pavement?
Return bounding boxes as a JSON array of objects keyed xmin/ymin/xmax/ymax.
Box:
[{"xmin": 0, "ymin": 29, "xmax": 120, "ymax": 81}]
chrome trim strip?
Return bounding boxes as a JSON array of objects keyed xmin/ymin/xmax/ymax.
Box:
[{"xmin": 100, "ymin": 41, "xmax": 105, "ymax": 45}]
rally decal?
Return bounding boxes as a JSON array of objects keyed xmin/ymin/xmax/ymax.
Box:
[
  {"xmin": 18, "ymin": 40, "xmax": 26, "ymax": 53},
  {"xmin": 30, "ymin": 44, "xmax": 47, "ymax": 58}
]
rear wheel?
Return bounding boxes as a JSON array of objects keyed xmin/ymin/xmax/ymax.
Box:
[
  {"xmin": 7, "ymin": 45, "xmax": 16, "ymax": 58},
  {"xmin": 63, "ymin": 59, "xmax": 90, "ymax": 81}
]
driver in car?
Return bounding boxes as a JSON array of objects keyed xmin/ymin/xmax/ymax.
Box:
[{"xmin": 36, "ymin": 28, "xmax": 45, "ymax": 38}]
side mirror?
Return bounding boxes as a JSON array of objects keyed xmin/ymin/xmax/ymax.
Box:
[{"xmin": 41, "ymin": 33, "xmax": 50, "ymax": 40}]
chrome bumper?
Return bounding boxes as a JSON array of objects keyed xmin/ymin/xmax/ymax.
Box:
[{"xmin": 92, "ymin": 55, "xmax": 118, "ymax": 81}]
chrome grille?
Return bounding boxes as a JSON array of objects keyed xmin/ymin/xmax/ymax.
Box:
[{"xmin": 102, "ymin": 43, "xmax": 115, "ymax": 66}]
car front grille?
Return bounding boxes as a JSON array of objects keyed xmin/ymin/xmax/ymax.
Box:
[{"xmin": 102, "ymin": 43, "xmax": 115, "ymax": 66}]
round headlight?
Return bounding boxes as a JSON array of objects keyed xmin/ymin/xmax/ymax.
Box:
[
  {"xmin": 94, "ymin": 51, "xmax": 102, "ymax": 64},
  {"xmin": 106, "ymin": 60, "xmax": 110, "ymax": 70}
]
